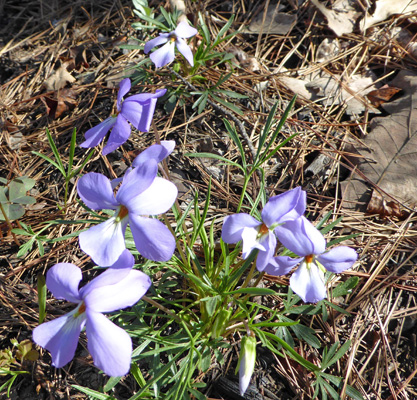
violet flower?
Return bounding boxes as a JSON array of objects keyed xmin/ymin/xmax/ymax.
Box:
[
  {"xmin": 78, "ymin": 159, "xmax": 177, "ymax": 267},
  {"xmin": 132, "ymin": 140, "xmax": 175, "ymax": 167},
  {"xmin": 144, "ymin": 22, "xmax": 198, "ymax": 68},
  {"xmin": 221, "ymin": 187, "xmax": 306, "ymax": 270},
  {"xmin": 265, "ymin": 216, "xmax": 358, "ymax": 303},
  {"xmin": 80, "ymin": 78, "xmax": 166, "ymax": 155},
  {"xmin": 111, "ymin": 140, "xmax": 175, "ymax": 188},
  {"xmin": 33, "ymin": 253, "xmax": 151, "ymax": 376}
]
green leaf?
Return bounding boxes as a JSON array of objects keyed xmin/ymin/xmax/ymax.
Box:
[
  {"xmin": 227, "ymin": 287, "xmax": 276, "ymax": 296},
  {"xmin": 290, "ymin": 323, "xmax": 321, "ymax": 348},
  {"xmin": 8, "ymin": 180, "xmax": 26, "ymax": 202},
  {"xmin": 11, "ymin": 195, "xmax": 36, "ymax": 205},
  {"xmin": 327, "ymin": 340, "xmax": 351, "ymax": 368},
  {"xmin": 130, "ymin": 363, "xmax": 146, "ymax": 388},
  {"xmin": 0, "ymin": 203, "xmax": 24, "ymax": 221},
  {"xmin": 14, "ymin": 177, "xmax": 35, "ymax": 191},
  {"xmin": 201, "ymin": 295, "xmax": 220, "ymax": 317},
  {"xmin": 37, "ymin": 273, "xmax": 47, "ymax": 324},
  {"xmin": 103, "ymin": 376, "xmax": 121, "ymax": 393},
  {"xmin": 72, "ymin": 385, "xmax": 116, "ymax": 399},
  {"xmin": 331, "ymin": 277, "xmax": 359, "ymax": 298}
]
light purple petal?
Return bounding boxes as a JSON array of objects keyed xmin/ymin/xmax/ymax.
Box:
[
  {"xmin": 80, "ymin": 117, "xmax": 116, "ymax": 148},
  {"xmin": 121, "ymin": 97, "xmax": 156, "ymax": 132},
  {"xmin": 79, "ymin": 216, "xmax": 128, "ymax": 267},
  {"xmin": 122, "ymin": 89, "xmax": 167, "ymax": 132},
  {"xmin": 126, "ymin": 177, "xmax": 177, "ymax": 215},
  {"xmin": 175, "ymin": 38, "xmax": 194, "ymax": 66},
  {"xmin": 256, "ymin": 231, "xmax": 277, "ymax": 271},
  {"xmin": 263, "ymin": 256, "xmax": 302, "ymax": 276},
  {"xmin": 262, "ymin": 187, "xmax": 306, "ymax": 227},
  {"xmin": 144, "ymin": 34, "xmax": 170, "ymax": 53},
  {"xmin": 290, "ymin": 261, "xmax": 327, "ymax": 303},
  {"xmin": 84, "ymin": 269, "xmax": 151, "ymax": 313},
  {"xmin": 116, "ymin": 161, "xmax": 158, "ymax": 206},
  {"xmin": 128, "ymin": 215, "xmax": 175, "ymax": 261},
  {"xmin": 316, "ymin": 246, "xmax": 357, "ymax": 273},
  {"xmin": 150, "ymin": 41, "xmax": 176, "ymax": 68},
  {"xmin": 117, "ymin": 78, "xmax": 131, "ymax": 111},
  {"xmin": 127, "ymin": 89, "xmax": 167, "ymax": 103},
  {"xmin": 241, "ymin": 226, "xmax": 265, "ymax": 259},
  {"xmin": 77, "ymin": 173, "xmax": 119, "ymax": 210},
  {"xmin": 46, "ymin": 263, "xmax": 82, "ymax": 303},
  {"xmin": 221, "ymin": 214, "xmax": 261, "ymax": 244},
  {"xmin": 102, "ymin": 115, "xmax": 131, "ymax": 155},
  {"xmin": 80, "ymin": 267, "xmax": 131, "ymax": 300},
  {"xmin": 33, "ymin": 311, "xmax": 85, "ymax": 368},
  {"xmin": 174, "ymin": 22, "xmax": 198, "ymax": 39},
  {"xmin": 274, "ymin": 216, "xmax": 326, "ymax": 257},
  {"xmin": 86, "ymin": 311, "xmax": 132, "ymax": 376},
  {"xmin": 132, "ymin": 140, "xmax": 175, "ymax": 167},
  {"xmin": 106, "ymin": 249, "xmax": 135, "ymax": 270}
]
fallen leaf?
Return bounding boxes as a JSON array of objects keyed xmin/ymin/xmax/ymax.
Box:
[
  {"xmin": 341, "ymin": 70, "xmax": 417, "ymax": 211},
  {"xmin": 366, "ymin": 85, "xmax": 402, "ymax": 107},
  {"xmin": 245, "ymin": 3, "xmax": 297, "ymax": 35},
  {"xmin": 40, "ymin": 88, "xmax": 77, "ymax": 119},
  {"xmin": 225, "ymin": 46, "xmax": 260, "ymax": 72},
  {"xmin": 316, "ymin": 38, "xmax": 341, "ymax": 63},
  {"xmin": 311, "ymin": 0, "xmax": 360, "ymax": 37},
  {"xmin": 360, "ymin": 0, "xmax": 417, "ymax": 31},
  {"xmin": 43, "ymin": 63, "xmax": 76, "ymax": 91},
  {"xmin": 305, "ymin": 70, "xmax": 379, "ymax": 114},
  {"xmin": 366, "ymin": 189, "xmax": 408, "ymax": 219}
]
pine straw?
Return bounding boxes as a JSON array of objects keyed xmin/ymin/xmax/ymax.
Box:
[{"xmin": 1, "ymin": 0, "xmax": 417, "ymax": 399}]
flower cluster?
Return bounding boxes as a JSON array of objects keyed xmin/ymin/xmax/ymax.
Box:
[
  {"xmin": 34, "ymin": 137, "xmax": 178, "ymax": 376},
  {"xmin": 32, "ymin": 17, "xmax": 359, "ymax": 399},
  {"xmin": 222, "ymin": 187, "xmax": 357, "ymax": 303}
]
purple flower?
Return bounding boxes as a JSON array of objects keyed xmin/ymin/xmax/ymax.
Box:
[
  {"xmin": 132, "ymin": 140, "xmax": 175, "ymax": 167},
  {"xmin": 265, "ymin": 216, "xmax": 358, "ymax": 303},
  {"xmin": 80, "ymin": 78, "xmax": 166, "ymax": 155},
  {"xmin": 32, "ymin": 253, "xmax": 151, "ymax": 376},
  {"xmin": 144, "ymin": 22, "xmax": 198, "ymax": 68},
  {"xmin": 221, "ymin": 187, "xmax": 306, "ymax": 270},
  {"xmin": 111, "ymin": 140, "xmax": 175, "ymax": 188},
  {"xmin": 78, "ymin": 160, "xmax": 177, "ymax": 266}
]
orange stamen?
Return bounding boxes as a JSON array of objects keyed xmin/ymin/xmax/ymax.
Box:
[
  {"xmin": 305, "ymin": 254, "xmax": 314, "ymax": 263},
  {"xmin": 78, "ymin": 302, "xmax": 86, "ymax": 314},
  {"xmin": 259, "ymin": 223, "xmax": 269, "ymax": 235},
  {"xmin": 117, "ymin": 205, "xmax": 129, "ymax": 221}
]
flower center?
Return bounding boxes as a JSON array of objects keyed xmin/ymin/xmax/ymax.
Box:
[
  {"xmin": 116, "ymin": 205, "xmax": 129, "ymax": 222},
  {"xmin": 305, "ymin": 254, "xmax": 314, "ymax": 264},
  {"xmin": 259, "ymin": 223, "xmax": 269, "ymax": 236},
  {"xmin": 169, "ymin": 33, "xmax": 178, "ymax": 42},
  {"xmin": 74, "ymin": 301, "xmax": 86, "ymax": 318}
]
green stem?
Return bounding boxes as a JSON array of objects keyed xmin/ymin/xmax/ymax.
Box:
[{"xmin": 0, "ymin": 202, "xmax": 20, "ymax": 246}]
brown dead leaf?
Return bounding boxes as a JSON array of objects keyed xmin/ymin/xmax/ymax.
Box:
[
  {"xmin": 360, "ymin": 0, "xmax": 417, "ymax": 31},
  {"xmin": 311, "ymin": 0, "xmax": 360, "ymax": 37},
  {"xmin": 245, "ymin": 3, "xmax": 297, "ymax": 35},
  {"xmin": 43, "ymin": 63, "xmax": 76, "ymax": 91},
  {"xmin": 366, "ymin": 189, "xmax": 409, "ymax": 219},
  {"xmin": 225, "ymin": 46, "xmax": 260, "ymax": 72},
  {"xmin": 341, "ymin": 70, "xmax": 417, "ymax": 211},
  {"xmin": 305, "ymin": 70, "xmax": 379, "ymax": 114},
  {"xmin": 40, "ymin": 88, "xmax": 77, "ymax": 119},
  {"xmin": 366, "ymin": 85, "xmax": 402, "ymax": 107}
]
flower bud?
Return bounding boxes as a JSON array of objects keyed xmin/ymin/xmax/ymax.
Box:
[{"xmin": 236, "ymin": 334, "xmax": 256, "ymax": 396}]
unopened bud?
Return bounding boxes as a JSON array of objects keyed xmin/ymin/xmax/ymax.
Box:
[{"xmin": 236, "ymin": 334, "xmax": 256, "ymax": 396}]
